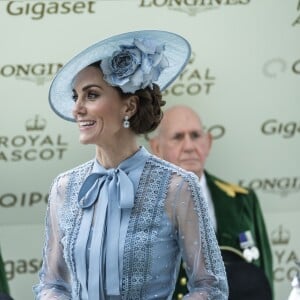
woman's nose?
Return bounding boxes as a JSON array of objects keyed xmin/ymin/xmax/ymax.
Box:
[{"xmin": 72, "ymin": 99, "xmax": 86, "ymax": 116}]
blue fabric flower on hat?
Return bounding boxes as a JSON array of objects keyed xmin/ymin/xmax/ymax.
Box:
[{"xmin": 100, "ymin": 38, "xmax": 169, "ymax": 93}]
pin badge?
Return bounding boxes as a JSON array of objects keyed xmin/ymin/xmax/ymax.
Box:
[{"xmin": 239, "ymin": 230, "xmax": 260, "ymax": 262}]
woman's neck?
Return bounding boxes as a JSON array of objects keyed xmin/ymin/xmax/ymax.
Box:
[{"xmin": 95, "ymin": 142, "xmax": 139, "ymax": 169}]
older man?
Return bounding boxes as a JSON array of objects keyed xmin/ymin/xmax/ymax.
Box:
[{"xmin": 149, "ymin": 105, "xmax": 273, "ymax": 300}]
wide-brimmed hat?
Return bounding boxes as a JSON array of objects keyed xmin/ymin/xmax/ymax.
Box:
[{"xmin": 49, "ymin": 30, "xmax": 191, "ymax": 121}]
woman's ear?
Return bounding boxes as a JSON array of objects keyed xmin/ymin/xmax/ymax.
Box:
[{"xmin": 124, "ymin": 95, "xmax": 138, "ymax": 117}]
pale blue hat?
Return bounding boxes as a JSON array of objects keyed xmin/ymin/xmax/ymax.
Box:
[{"xmin": 49, "ymin": 30, "xmax": 191, "ymax": 121}]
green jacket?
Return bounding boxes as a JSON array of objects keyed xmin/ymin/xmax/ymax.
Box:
[
  {"xmin": 0, "ymin": 248, "xmax": 10, "ymax": 295},
  {"xmin": 174, "ymin": 171, "xmax": 273, "ymax": 299}
]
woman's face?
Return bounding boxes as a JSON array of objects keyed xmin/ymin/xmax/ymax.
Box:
[{"xmin": 72, "ymin": 66, "xmax": 127, "ymax": 146}]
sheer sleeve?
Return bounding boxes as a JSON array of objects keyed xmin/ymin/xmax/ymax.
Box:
[
  {"xmin": 165, "ymin": 173, "xmax": 228, "ymax": 299},
  {"xmin": 33, "ymin": 175, "xmax": 72, "ymax": 300}
]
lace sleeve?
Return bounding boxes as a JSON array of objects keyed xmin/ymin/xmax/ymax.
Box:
[
  {"xmin": 165, "ymin": 173, "xmax": 228, "ymax": 299},
  {"xmin": 33, "ymin": 175, "xmax": 72, "ymax": 300}
]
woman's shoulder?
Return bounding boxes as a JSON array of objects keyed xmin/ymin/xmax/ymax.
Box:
[
  {"xmin": 54, "ymin": 159, "xmax": 94, "ymax": 183},
  {"xmin": 48, "ymin": 160, "xmax": 94, "ymax": 200},
  {"xmin": 147, "ymin": 154, "xmax": 199, "ymax": 183}
]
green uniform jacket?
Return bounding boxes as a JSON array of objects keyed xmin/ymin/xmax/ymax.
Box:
[
  {"xmin": 174, "ymin": 171, "xmax": 273, "ymax": 299},
  {"xmin": 0, "ymin": 249, "xmax": 10, "ymax": 295}
]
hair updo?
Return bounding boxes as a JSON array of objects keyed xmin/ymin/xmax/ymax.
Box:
[{"xmin": 120, "ymin": 84, "xmax": 166, "ymax": 135}]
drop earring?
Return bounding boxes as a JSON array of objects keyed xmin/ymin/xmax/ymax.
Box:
[{"xmin": 123, "ymin": 116, "xmax": 130, "ymax": 128}]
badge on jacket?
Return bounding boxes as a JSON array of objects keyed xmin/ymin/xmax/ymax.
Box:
[{"xmin": 239, "ymin": 230, "xmax": 260, "ymax": 262}]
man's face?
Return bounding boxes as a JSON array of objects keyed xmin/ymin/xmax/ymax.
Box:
[{"xmin": 151, "ymin": 108, "xmax": 211, "ymax": 178}]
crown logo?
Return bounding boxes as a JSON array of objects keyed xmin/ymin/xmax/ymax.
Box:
[
  {"xmin": 271, "ymin": 225, "xmax": 290, "ymax": 245},
  {"xmin": 25, "ymin": 115, "xmax": 46, "ymax": 131}
]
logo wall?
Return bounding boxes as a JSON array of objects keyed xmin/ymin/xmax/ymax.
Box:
[
  {"xmin": 292, "ymin": 0, "xmax": 300, "ymax": 26},
  {"xmin": 163, "ymin": 52, "xmax": 216, "ymax": 97},
  {"xmin": 0, "ymin": 115, "xmax": 70, "ymax": 209},
  {"xmin": 0, "ymin": 115, "xmax": 68, "ymax": 162},
  {"xmin": 139, "ymin": 0, "xmax": 251, "ymax": 16},
  {"xmin": 238, "ymin": 177, "xmax": 300, "ymax": 197},
  {"xmin": 0, "ymin": 63, "xmax": 63, "ymax": 85},
  {"xmin": 4, "ymin": 1, "xmax": 96, "ymax": 20},
  {"xmin": 0, "ymin": 1, "xmax": 298, "ymax": 300},
  {"xmin": 263, "ymin": 58, "xmax": 300, "ymax": 78},
  {"xmin": 271, "ymin": 225, "xmax": 299, "ymax": 283}
]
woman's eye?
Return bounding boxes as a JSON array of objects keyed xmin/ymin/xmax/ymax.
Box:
[
  {"xmin": 72, "ymin": 95, "xmax": 78, "ymax": 102},
  {"xmin": 88, "ymin": 92, "xmax": 99, "ymax": 99}
]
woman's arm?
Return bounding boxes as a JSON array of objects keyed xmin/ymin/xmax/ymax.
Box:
[
  {"xmin": 167, "ymin": 173, "xmax": 228, "ymax": 299},
  {"xmin": 33, "ymin": 176, "xmax": 72, "ymax": 300}
]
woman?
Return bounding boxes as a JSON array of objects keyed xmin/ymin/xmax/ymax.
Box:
[{"xmin": 34, "ymin": 30, "xmax": 228, "ymax": 300}]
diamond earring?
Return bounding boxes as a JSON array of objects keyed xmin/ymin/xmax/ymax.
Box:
[{"xmin": 123, "ymin": 116, "xmax": 130, "ymax": 128}]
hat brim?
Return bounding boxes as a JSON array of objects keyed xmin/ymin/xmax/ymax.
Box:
[{"xmin": 49, "ymin": 30, "xmax": 191, "ymax": 121}]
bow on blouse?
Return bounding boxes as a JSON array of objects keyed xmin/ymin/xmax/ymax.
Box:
[{"xmin": 78, "ymin": 168, "xmax": 135, "ymax": 297}]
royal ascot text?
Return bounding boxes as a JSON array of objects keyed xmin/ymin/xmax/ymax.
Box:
[
  {"xmin": 273, "ymin": 250, "xmax": 300, "ymax": 282},
  {"xmin": 163, "ymin": 68, "xmax": 215, "ymax": 97},
  {"xmin": 0, "ymin": 134, "xmax": 68, "ymax": 162}
]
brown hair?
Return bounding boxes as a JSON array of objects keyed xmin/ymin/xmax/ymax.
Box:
[{"xmin": 118, "ymin": 84, "xmax": 165, "ymax": 134}]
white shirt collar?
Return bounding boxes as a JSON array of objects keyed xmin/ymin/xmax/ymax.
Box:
[{"xmin": 200, "ymin": 174, "xmax": 217, "ymax": 231}]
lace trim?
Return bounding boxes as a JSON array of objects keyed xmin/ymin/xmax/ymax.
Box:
[
  {"xmin": 58, "ymin": 160, "xmax": 94, "ymax": 297},
  {"xmin": 122, "ymin": 157, "xmax": 171, "ymax": 299}
]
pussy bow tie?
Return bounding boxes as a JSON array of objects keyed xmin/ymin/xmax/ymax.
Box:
[
  {"xmin": 78, "ymin": 167, "xmax": 135, "ymax": 296},
  {"xmin": 78, "ymin": 168, "xmax": 134, "ymax": 209}
]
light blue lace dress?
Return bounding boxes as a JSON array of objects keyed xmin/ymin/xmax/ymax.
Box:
[{"xmin": 33, "ymin": 147, "xmax": 228, "ymax": 299}]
